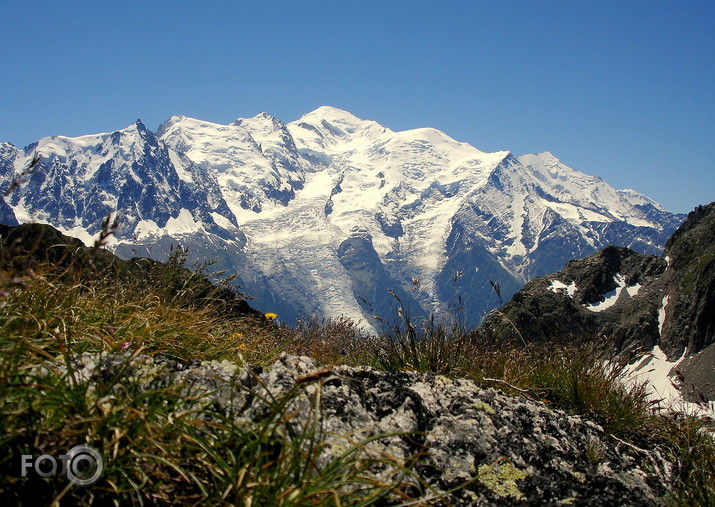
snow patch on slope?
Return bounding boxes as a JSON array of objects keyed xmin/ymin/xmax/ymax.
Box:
[
  {"xmin": 658, "ymin": 295, "xmax": 670, "ymax": 337},
  {"xmin": 625, "ymin": 283, "xmax": 641, "ymax": 297},
  {"xmin": 548, "ymin": 279, "xmax": 578, "ymax": 297},
  {"xmin": 166, "ymin": 209, "xmax": 201, "ymax": 235},
  {"xmin": 585, "ymin": 274, "xmax": 626, "ymax": 312},
  {"xmin": 582, "ymin": 274, "xmax": 642, "ymax": 312},
  {"xmin": 625, "ymin": 347, "xmax": 714, "ymax": 418}
]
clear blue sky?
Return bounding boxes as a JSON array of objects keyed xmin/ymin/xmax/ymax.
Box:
[{"xmin": 1, "ymin": 1, "xmax": 712, "ymax": 213}]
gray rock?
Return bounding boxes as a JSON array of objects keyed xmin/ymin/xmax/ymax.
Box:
[
  {"xmin": 50, "ymin": 351, "xmax": 672, "ymax": 505},
  {"xmin": 674, "ymin": 342, "xmax": 715, "ymax": 403}
]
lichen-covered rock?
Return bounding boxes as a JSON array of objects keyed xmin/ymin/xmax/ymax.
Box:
[{"xmin": 52, "ymin": 351, "xmax": 672, "ymax": 505}]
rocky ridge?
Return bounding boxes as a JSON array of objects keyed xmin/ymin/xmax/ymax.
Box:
[
  {"xmin": 482, "ymin": 202, "xmax": 715, "ymax": 403},
  {"xmin": 0, "ymin": 107, "xmax": 685, "ymax": 329}
]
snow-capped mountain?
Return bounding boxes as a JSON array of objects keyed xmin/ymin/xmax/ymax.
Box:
[
  {"xmin": 479, "ymin": 202, "xmax": 715, "ymax": 414},
  {"xmin": 0, "ymin": 107, "xmax": 685, "ymax": 329}
]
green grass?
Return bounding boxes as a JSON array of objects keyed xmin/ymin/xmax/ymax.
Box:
[
  {"xmin": 0, "ymin": 265, "xmax": 421, "ymax": 504},
  {"xmin": 0, "ymin": 232, "xmax": 713, "ymax": 505}
]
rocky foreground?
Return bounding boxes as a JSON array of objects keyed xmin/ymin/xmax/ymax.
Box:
[{"xmin": 54, "ymin": 351, "xmax": 673, "ymax": 506}]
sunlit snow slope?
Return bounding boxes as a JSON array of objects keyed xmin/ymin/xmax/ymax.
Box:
[{"xmin": 0, "ymin": 107, "xmax": 685, "ymax": 328}]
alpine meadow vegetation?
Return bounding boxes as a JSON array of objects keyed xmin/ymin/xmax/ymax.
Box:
[{"xmin": 0, "ymin": 222, "xmax": 712, "ymax": 505}]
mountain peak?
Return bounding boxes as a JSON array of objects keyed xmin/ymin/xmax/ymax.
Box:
[
  {"xmin": 113, "ymin": 120, "xmax": 152, "ymax": 143},
  {"xmin": 518, "ymin": 151, "xmax": 559, "ymax": 164},
  {"xmin": 618, "ymin": 189, "xmax": 665, "ymax": 211},
  {"xmin": 290, "ymin": 106, "xmax": 391, "ymax": 144},
  {"xmin": 134, "ymin": 119, "xmax": 150, "ymax": 134},
  {"xmin": 255, "ymin": 111, "xmax": 277, "ymax": 120},
  {"xmin": 155, "ymin": 115, "xmax": 189, "ymax": 138},
  {"xmin": 0, "ymin": 109, "xmax": 686, "ymax": 338},
  {"xmin": 234, "ymin": 112, "xmax": 286, "ymax": 132},
  {"xmin": 297, "ymin": 106, "xmax": 366, "ymax": 126}
]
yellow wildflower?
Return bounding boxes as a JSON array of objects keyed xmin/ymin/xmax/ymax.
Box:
[{"xmin": 264, "ymin": 312, "xmax": 278, "ymax": 320}]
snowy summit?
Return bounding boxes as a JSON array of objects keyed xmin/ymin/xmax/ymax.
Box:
[{"xmin": 0, "ymin": 107, "xmax": 685, "ymax": 328}]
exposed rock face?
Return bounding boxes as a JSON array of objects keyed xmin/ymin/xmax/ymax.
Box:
[
  {"xmin": 481, "ymin": 245, "xmax": 668, "ymax": 355},
  {"xmin": 481, "ymin": 202, "xmax": 715, "ymax": 402},
  {"xmin": 660, "ymin": 203, "xmax": 715, "ymax": 356},
  {"xmin": 336, "ymin": 229, "xmax": 426, "ymax": 324},
  {"xmin": 52, "ymin": 352, "xmax": 672, "ymax": 505},
  {"xmin": 676, "ymin": 343, "xmax": 715, "ymax": 403}
]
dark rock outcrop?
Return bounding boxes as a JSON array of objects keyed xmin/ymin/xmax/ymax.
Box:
[
  {"xmin": 480, "ymin": 246, "xmax": 667, "ymax": 354},
  {"xmin": 481, "ymin": 202, "xmax": 715, "ymax": 400},
  {"xmin": 675, "ymin": 342, "xmax": 715, "ymax": 403},
  {"xmin": 337, "ymin": 229, "xmax": 426, "ymax": 324},
  {"xmin": 660, "ymin": 203, "xmax": 715, "ymax": 356}
]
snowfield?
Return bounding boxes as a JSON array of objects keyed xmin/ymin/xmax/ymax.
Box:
[{"xmin": 0, "ymin": 106, "xmax": 684, "ymax": 328}]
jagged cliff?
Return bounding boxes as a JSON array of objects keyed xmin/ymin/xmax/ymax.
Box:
[{"xmin": 482, "ymin": 202, "xmax": 715, "ymax": 402}]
